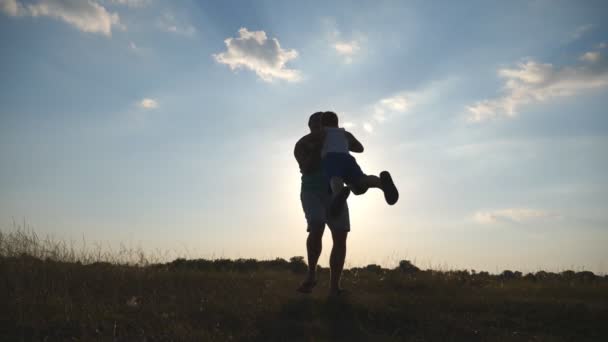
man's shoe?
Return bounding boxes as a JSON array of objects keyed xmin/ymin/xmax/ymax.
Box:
[
  {"xmin": 328, "ymin": 288, "xmax": 349, "ymax": 297},
  {"xmin": 296, "ymin": 280, "xmax": 317, "ymax": 294}
]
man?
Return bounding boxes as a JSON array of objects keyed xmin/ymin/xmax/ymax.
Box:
[{"xmin": 293, "ymin": 111, "xmax": 359, "ymax": 296}]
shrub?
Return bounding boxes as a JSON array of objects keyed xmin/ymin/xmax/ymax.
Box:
[{"xmin": 289, "ymin": 256, "xmax": 307, "ymax": 274}]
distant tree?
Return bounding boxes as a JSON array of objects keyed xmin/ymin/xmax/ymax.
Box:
[
  {"xmin": 500, "ymin": 270, "xmax": 515, "ymax": 280},
  {"xmin": 265, "ymin": 257, "xmax": 289, "ymax": 270},
  {"xmin": 214, "ymin": 258, "xmax": 234, "ymax": 270},
  {"xmin": 234, "ymin": 258, "xmax": 259, "ymax": 272},
  {"xmin": 561, "ymin": 270, "xmax": 576, "ymax": 280},
  {"xmin": 397, "ymin": 259, "xmax": 420, "ymax": 274},
  {"xmin": 477, "ymin": 271, "xmax": 490, "ymax": 278},
  {"xmin": 365, "ymin": 264, "xmax": 383, "ymax": 274},
  {"xmin": 575, "ymin": 271, "xmax": 596, "ymax": 282},
  {"xmin": 451, "ymin": 270, "xmax": 470, "ymax": 281},
  {"xmin": 535, "ymin": 271, "xmax": 558, "ymax": 281}
]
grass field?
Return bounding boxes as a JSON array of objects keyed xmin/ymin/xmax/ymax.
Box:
[{"xmin": 1, "ymin": 229, "xmax": 607, "ymax": 341}]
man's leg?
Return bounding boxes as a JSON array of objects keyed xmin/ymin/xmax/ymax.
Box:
[
  {"xmin": 298, "ymin": 190, "xmax": 326, "ymax": 293},
  {"xmin": 329, "ymin": 229, "xmax": 348, "ymax": 295},
  {"xmin": 305, "ymin": 224, "xmax": 324, "ymax": 283}
]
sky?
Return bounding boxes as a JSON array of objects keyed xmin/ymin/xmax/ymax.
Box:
[{"xmin": 1, "ymin": 0, "xmax": 607, "ymax": 273}]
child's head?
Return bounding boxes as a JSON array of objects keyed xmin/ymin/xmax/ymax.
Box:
[{"xmin": 321, "ymin": 111, "xmax": 339, "ymax": 127}]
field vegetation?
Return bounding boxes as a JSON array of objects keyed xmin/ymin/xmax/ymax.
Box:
[{"xmin": 1, "ymin": 228, "xmax": 607, "ymax": 341}]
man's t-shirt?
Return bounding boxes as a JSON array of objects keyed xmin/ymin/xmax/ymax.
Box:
[
  {"xmin": 294, "ymin": 132, "xmax": 326, "ymax": 194},
  {"xmin": 300, "ymin": 168, "xmax": 326, "ymax": 193}
]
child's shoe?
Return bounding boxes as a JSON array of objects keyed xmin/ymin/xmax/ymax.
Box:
[{"xmin": 380, "ymin": 171, "xmax": 398, "ymax": 205}]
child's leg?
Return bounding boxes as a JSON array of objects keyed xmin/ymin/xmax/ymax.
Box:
[
  {"xmin": 330, "ymin": 176, "xmax": 345, "ymax": 194},
  {"xmin": 352, "ymin": 175, "xmax": 381, "ymax": 192},
  {"xmin": 342, "ymin": 154, "xmax": 398, "ymax": 205},
  {"xmin": 352, "ymin": 172, "xmax": 398, "ymax": 205},
  {"xmin": 329, "ymin": 176, "xmax": 350, "ymax": 217}
]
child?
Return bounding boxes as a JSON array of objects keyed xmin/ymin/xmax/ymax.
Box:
[{"xmin": 320, "ymin": 111, "xmax": 398, "ymax": 216}]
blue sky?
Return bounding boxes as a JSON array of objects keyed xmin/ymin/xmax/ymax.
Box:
[{"xmin": 1, "ymin": 0, "xmax": 607, "ymax": 273}]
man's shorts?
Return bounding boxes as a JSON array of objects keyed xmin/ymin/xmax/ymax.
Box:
[
  {"xmin": 300, "ymin": 190, "xmax": 350, "ymax": 232},
  {"xmin": 322, "ymin": 152, "xmax": 365, "ymax": 185}
]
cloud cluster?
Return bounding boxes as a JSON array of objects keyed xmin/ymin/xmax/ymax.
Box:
[
  {"xmin": 0, "ymin": 0, "xmax": 122, "ymax": 36},
  {"xmin": 473, "ymin": 208, "xmax": 557, "ymax": 224},
  {"xmin": 467, "ymin": 53, "xmax": 608, "ymax": 122},
  {"xmin": 214, "ymin": 28, "xmax": 301, "ymax": 82}
]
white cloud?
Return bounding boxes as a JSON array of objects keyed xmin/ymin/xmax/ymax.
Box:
[
  {"xmin": 599, "ymin": 42, "xmax": 607, "ymax": 49},
  {"xmin": 473, "ymin": 208, "xmax": 557, "ymax": 224},
  {"xmin": 1, "ymin": 0, "xmax": 122, "ymax": 36},
  {"xmin": 0, "ymin": 0, "xmax": 22, "ymax": 16},
  {"xmin": 371, "ymin": 94, "xmax": 410, "ymax": 123},
  {"xmin": 158, "ymin": 12, "xmax": 196, "ymax": 37},
  {"xmin": 166, "ymin": 24, "xmax": 195, "ymax": 36},
  {"xmin": 334, "ymin": 41, "xmax": 359, "ymax": 55},
  {"xmin": 342, "ymin": 121, "xmax": 355, "ymax": 129},
  {"xmin": 127, "ymin": 40, "xmax": 149, "ymax": 56},
  {"xmin": 334, "ymin": 40, "xmax": 360, "ymax": 63},
  {"xmin": 213, "ymin": 27, "xmax": 301, "ymax": 83},
  {"xmin": 343, "ymin": 79, "xmax": 453, "ymax": 132},
  {"xmin": 467, "ymin": 57, "xmax": 608, "ymax": 122},
  {"xmin": 568, "ymin": 24, "xmax": 593, "ymax": 42},
  {"xmin": 110, "ymin": 0, "xmax": 149, "ymax": 7},
  {"xmin": 343, "ymin": 78, "xmax": 452, "ymax": 131},
  {"xmin": 373, "ymin": 108, "xmax": 386, "ymax": 123},
  {"xmin": 139, "ymin": 98, "xmax": 158, "ymax": 109},
  {"xmin": 323, "ymin": 18, "xmax": 365, "ymax": 64},
  {"xmin": 379, "ymin": 95, "xmax": 409, "ymax": 112},
  {"xmin": 580, "ymin": 51, "xmax": 600, "ymax": 63}
]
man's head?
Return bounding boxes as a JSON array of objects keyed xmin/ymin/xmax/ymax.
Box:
[
  {"xmin": 321, "ymin": 111, "xmax": 339, "ymax": 128},
  {"xmin": 308, "ymin": 111, "xmax": 323, "ymax": 132}
]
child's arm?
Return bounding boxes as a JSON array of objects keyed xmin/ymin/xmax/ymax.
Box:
[{"xmin": 345, "ymin": 131, "xmax": 364, "ymax": 153}]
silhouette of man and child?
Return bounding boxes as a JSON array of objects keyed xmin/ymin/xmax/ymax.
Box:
[{"xmin": 294, "ymin": 111, "xmax": 399, "ymax": 296}]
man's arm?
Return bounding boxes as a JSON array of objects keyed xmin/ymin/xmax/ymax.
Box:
[{"xmin": 346, "ymin": 131, "xmax": 364, "ymax": 153}]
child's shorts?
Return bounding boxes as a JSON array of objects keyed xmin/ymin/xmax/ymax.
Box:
[{"xmin": 322, "ymin": 152, "xmax": 365, "ymax": 185}]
